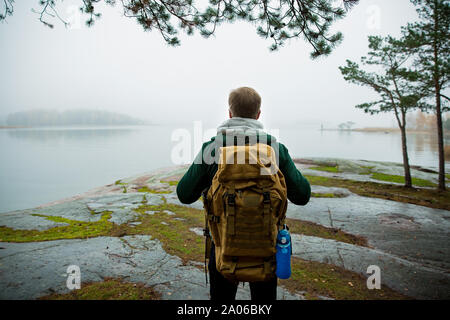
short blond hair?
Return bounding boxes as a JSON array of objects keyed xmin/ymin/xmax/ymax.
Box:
[{"xmin": 228, "ymin": 87, "xmax": 261, "ymax": 119}]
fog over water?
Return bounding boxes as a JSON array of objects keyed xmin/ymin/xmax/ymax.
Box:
[
  {"xmin": 0, "ymin": 0, "xmax": 421, "ymax": 128},
  {"xmin": 0, "ymin": 124, "xmax": 448, "ymax": 213}
]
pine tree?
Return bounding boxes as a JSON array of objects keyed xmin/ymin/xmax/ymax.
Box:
[
  {"xmin": 339, "ymin": 36, "xmax": 430, "ymax": 188},
  {"xmin": 401, "ymin": 0, "xmax": 449, "ymax": 191},
  {"xmin": 1, "ymin": 0, "xmax": 359, "ymax": 58}
]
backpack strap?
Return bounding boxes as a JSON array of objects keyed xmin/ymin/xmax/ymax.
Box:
[
  {"xmin": 262, "ymin": 188, "xmax": 271, "ymax": 236},
  {"xmin": 277, "ymin": 197, "xmax": 288, "ymax": 230},
  {"xmin": 226, "ymin": 185, "xmax": 236, "ymax": 237},
  {"xmin": 201, "ymin": 188, "xmax": 212, "ymax": 285},
  {"xmin": 230, "ymin": 257, "xmax": 238, "ymax": 274}
]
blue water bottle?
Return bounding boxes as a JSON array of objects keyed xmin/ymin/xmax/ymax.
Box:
[{"xmin": 275, "ymin": 225, "xmax": 292, "ymax": 279}]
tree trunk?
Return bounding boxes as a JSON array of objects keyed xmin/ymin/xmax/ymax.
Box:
[
  {"xmin": 435, "ymin": 89, "xmax": 446, "ymax": 191},
  {"xmin": 433, "ymin": 0, "xmax": 446, "ymax": 191},
  {"xmin": 400, "ymin": 125, "xmax": 412, "ymax": 188}
]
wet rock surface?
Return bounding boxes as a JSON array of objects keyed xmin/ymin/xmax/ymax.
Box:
[
  {"xmin": 294, "ymin": 157, "xmax": 450, "ymax": 187},
  {"xmin": 1, "ymin": 162, "xmax": 449, "ymax": 299},
  {"xmin": 292, "ymin": 234, "xmax": 449, "ymax": 299},
  {"xmin": 0, "ymin": 235, "xmax": 300, "ymax": 300},
  {"xmin": 288, "ymin": 188, "xmax": 450, "ymax": 272}
]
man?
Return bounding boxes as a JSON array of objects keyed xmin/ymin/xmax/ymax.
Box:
[{"xmin": 176, "ymin": 87, "xmax": 311, "ymax": 301}]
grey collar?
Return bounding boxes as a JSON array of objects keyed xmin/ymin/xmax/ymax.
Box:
[{"xmin": 216, "ymin": 117, "xmax": 265, "ymax": 136}]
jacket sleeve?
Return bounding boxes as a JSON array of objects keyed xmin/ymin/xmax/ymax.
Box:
[
  {"xmin": 176, "ymin": 145, "xmax": 210, "ymax": 204},
  {"xmin": 278, "ymin": 143, "xmax": 311, "ymax": 205}
]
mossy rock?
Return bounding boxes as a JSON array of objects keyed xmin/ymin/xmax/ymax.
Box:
[
  {"xmin": 370, "ymin": 172, "xmax": 437, "ymax": 188},
  {"xmin": 0, "ymin": 211, "xmax": 114, "ymax": 242},
  {"xmin": 280, "ymin": 257, "xmax": 410, "ymax": 300},
  {"xmin": 39, "ymin": 278, "xmax": 160, "ymax": 300},
  {"xmin": 310, "ymin": 166, "xmax": 340, "ymax": 173},
  {"xmin": 311, "ymin": 192, "xmax": 347, "ymax": 198},
  {"xmin": 137, "ymin": 186, "xmax": 171, "ymax": 194}
]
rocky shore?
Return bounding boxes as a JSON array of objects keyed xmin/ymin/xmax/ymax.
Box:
[{"xmin": 0, "ymin": 159, "xmax": 449, "ymax": 300}]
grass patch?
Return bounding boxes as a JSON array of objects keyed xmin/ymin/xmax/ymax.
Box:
[
  {"xmin": 305, "ymin": 175, "xmax": 450, "ymax": 210},
  {"xmin": 161, "ymin": 180, "xmax": 179, "ymax": 186},
  {"xmin": 286, "ymin": 218, "xmax": 368, "ymax": 247},
  {"xmin": 127, "ymin": 201, "xmax": 204, "ymax": 263},
  {"xmin": 115, "ymin": 180, "xmax": 128, "ymax": 192},
  {"xmin": 39, "ymin": 278, "xmax": 160, "ymax": 300},
  {"xmin": 311, "ymin": 192, "xmax": 347, "ymax": 198},
  {"xmin": 137, "ymin": 186, "xmax": 171, "ymax": 194},
  {"xmin": 370, "ymin": 172, "xmax": 436, "ymax": 188},
  {"xmin": 280, "ymin": 257, "xmax": 410, "ymax": 300},
  {"xmin": 359, "ymin": 165, "xmax": 375, "ymax": 175},
  {"xmin": 0, "ymin": 211, "xmax": 114, "ymax": 242},
  {"xmin": 311, "ymin": 166, "xmax": 340, "ymax": 173}
]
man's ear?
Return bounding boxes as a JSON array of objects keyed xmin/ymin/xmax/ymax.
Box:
[
  {"xmin": 229, "ymin": 110, "xmax": 233, "ymax": 118},
  {"xmin": 255, "ymin": 110, "xmax": 261, "ymax": 120}
]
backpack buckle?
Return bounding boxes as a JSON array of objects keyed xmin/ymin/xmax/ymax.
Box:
[
  {"xmin": 228, "ymin": 193, "xmax": 236, "ymax": 206},
  {"xmin": 208, "ymin": 215, "xmax": 220, "ymax": 223},
  {"xmin": 263, "ymin": 192, "xmax": 271, "ymax": 204}
]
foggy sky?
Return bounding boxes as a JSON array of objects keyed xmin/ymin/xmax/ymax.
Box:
[{"xmin": 0, "ymin": 0, "xmax": 420, "ymax": 128}]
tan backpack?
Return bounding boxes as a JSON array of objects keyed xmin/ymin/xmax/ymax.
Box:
[{"xmin": 203, "ymin": 142, "xmax": 288, "ymax": 282}]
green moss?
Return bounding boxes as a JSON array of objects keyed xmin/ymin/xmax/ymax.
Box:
[
  {"xmin": 128, "ymin": 202, "xmax": 204, "ymax": 262},
  {"xmin": 114, "ymin": 180, "xmax": 128, "ymax": 189},
  {"xmin": 311, "ymin": 166, "xmax": 340, "ymax": 173},
  {"xmin": 286, "ymin": 218, "xmax": 368, "ymax": 247},
  {"xmin": 137, "ymin": 186, "xmax": 171, "ymax": 194},
  {"xmin": 0, "ymin": 201, "xmax": 205, "ymax": 264},
  {"xmin": 161, "ymin": 180, "xmax": 179, "ymax": 186},
  {"xmin": 304, "ymin": 174, "xmax": 450, "ymax": 210},
  {"xmin": 370, "ymin": 172, "xmax": 436, "ymax": 187},
  {"xmin": 446, "ymin": 174, "xmax": 450, "ymax": 181},
  {"xmin": 311, "ymin": 192, "xmax": 346, "ymax": 198},
  {"xmin": 114, "ymin": 179, "xmax": 128, "ymax": 192},
  {"xmin": 0, "ymin": 211, "xmax": 114, "ymax": 242},
  {"xmin": 359, "ymin": 165, "xmax": 375, "ymax": 175},
  {"xmin": 305, "ymin": 175, "xmax": 332, "ymax": 184},
  {"xmin": 370, "ymin": 172, "xmax": 405, "ymax": 184},
  {"xmin": 39, "ymin": 278, "xmax": 160, "ymax": 300},
  {"xmin": 280, "ymin": 257, "xmax": 410, "ymax": 300}
]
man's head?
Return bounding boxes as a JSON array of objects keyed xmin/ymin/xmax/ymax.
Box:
[{"xmin": 228, "ymin": 87, "xmax": 261, "ymax": 120}]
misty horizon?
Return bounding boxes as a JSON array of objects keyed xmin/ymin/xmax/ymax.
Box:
[
  {"xmin": 0, "ymin": 107, "xmax": 412, "ymax": 129},
  {"xmin": 0, "ymin": 0, "xmax": 429, "ymax": 129}
]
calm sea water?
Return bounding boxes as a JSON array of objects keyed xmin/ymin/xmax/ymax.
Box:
[{"xmin": 1, "ymin": 125, "xmax": 448, "ymax": 213}]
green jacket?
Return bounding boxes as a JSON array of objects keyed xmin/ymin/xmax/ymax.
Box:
[{"xmin": 176, "ymin": 134, "xmax": 311, "ymax": 206}]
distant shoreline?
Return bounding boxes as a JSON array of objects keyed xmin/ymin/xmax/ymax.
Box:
[
  {"xmin": 0, "ymin": 124, "xmax": 159, "ymax": 129},
  {"xmin": 322, "ymin": 127, "xmax": 449, "ymax": 135},
  {"xmin": 0, "ymin": 126, "xmax": 32, "ymax": 129}
]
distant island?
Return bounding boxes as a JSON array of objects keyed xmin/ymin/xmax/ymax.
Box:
[
  {"xmin": 322, "ymin": 127, "xmax": 450, "ymax": 134},
  {"xmin": 322, "ymin": 111, "xmax": 450, "ymax": 134},
  {"xmin": 4, "ymin": 109, "xmax": 148, "ymax": 127}
]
